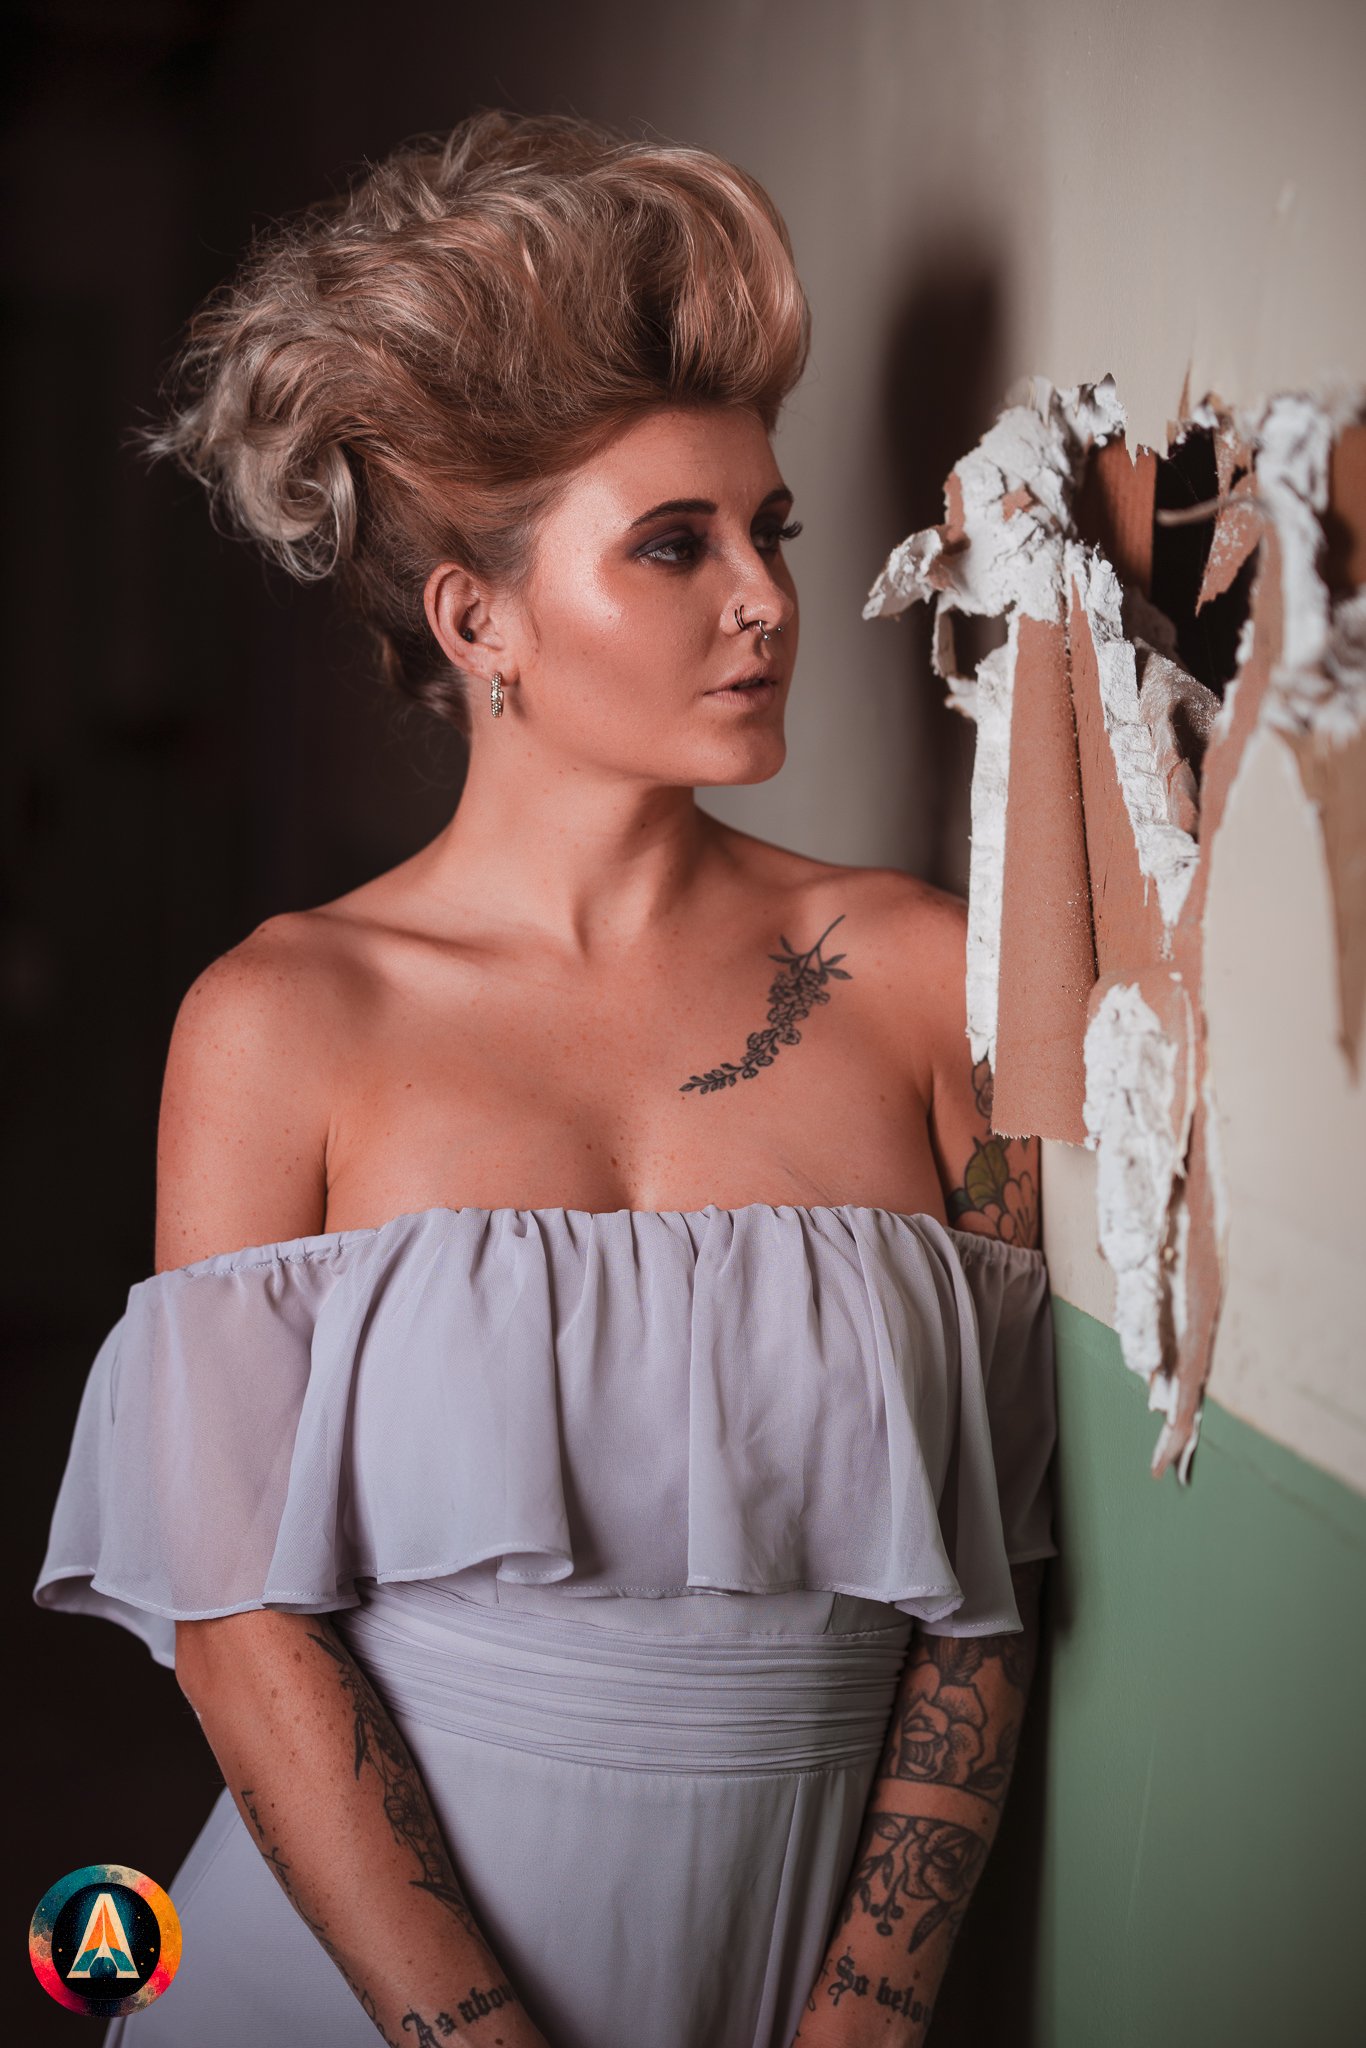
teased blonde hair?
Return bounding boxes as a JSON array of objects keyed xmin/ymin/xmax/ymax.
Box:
[{"xmin": 146, "ymin": 107, "xmax": 811, "ymax": 739}]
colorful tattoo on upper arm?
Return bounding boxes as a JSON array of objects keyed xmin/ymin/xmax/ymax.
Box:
[{"xmin": 941, "ymin": 1055, "xmax": 1040, "ymax": 1245}]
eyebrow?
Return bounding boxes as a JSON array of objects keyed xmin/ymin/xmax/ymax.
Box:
[{"xmin": 626, "ymin": 485, "xmax": 794, "ymax": 531}]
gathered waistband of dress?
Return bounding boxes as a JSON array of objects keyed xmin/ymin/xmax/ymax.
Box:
[{"xmin": 332, "ymin": 1580, "xmax": 911, "ymax": 1775}]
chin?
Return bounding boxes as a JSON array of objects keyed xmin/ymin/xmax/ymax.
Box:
[{"xmin": 690, "ymin": 733, "xmax": 788, "ymax": 787}]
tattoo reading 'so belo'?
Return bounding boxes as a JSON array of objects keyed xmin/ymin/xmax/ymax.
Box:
[{"xmin": 813, "ymin": 1946, "xmax": 934, "ymax": 2026}]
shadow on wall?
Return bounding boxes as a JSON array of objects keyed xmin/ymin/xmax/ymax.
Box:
[
  {"xmin": 930, "ymin": 1584, "xmax": 1054, "ymax": 2048},
  {"xmin": 874, "ymin": 241, "xmax": 1009, "ymax": 896},
  {"xmin": 869, "ymin": 241, "xmax": 1055, "ymax": 2046}
]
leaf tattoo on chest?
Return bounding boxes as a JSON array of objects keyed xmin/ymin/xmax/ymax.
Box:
[{"xmin": 679, "ymin": 914, "xmax": 852, "ymax": 1095}]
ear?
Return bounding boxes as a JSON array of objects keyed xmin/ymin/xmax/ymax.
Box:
[{"xmin": 424, "ymin": 561, "xmax": 508, "ymax": 671}]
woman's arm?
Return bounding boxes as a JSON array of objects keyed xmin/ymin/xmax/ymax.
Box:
[
  {"xmin": 790, "ymin": 1559, "xmax": 1045, "ymax": 2046},
  {"xmin": 155, "ymin": 935, "xmax": 551, "ymax": 2042},
  {"xmin": 176, "ymin": 1608, "xmax": 551, "ymax": 2048},
  {"xmin": 792, "ymin": 885, "xmax": 1051, "ymax": 2040}
]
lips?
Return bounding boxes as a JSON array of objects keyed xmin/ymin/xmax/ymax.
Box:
[{"xmin": 708, "ymin": 672, "xmax": 777, "ymax": 693}]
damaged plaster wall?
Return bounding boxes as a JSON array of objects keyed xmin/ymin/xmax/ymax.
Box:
[
  {"xmin": 515, "ymin": 6, "xmax": 1366, "ymax": 2035},
  {"xmin": 864, "ymin": 382, "xmax": 1366, "ymax": 1495},
  {"xmin": 215, "ymin": 0, "xmax": 1366, "ymax": 1505},
  {"xmin": 1005, "ymin": 1, "xmax": 1366, "ymax": 454},
  {"xmin": 586, "ymin": 0, "xmax": 1366, "ymax": 1506}
]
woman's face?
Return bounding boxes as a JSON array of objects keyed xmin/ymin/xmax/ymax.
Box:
[{"xmin": 490, "ymin": 403, "xmax": 800, "ymax": 786}]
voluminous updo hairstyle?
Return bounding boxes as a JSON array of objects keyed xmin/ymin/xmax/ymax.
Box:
[{"xmin": 146, "ymin": 108, "xmax": 812, "ymax": 740}]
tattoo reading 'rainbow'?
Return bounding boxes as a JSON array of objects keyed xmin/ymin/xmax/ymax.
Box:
[{"xmin": 29, "ymin": 1862, "xmax": 182, "ymax": 2018}]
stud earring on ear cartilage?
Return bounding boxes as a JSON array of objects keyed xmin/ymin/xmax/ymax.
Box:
[{"xmin": 490, "ymin": 671, "xmax": 504, "ymax": 718}]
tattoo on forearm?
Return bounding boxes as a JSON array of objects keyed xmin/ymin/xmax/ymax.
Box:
[
  {"xmin": 240, "ymin": 1784, "xmax": 386, "ymax": 2035},
  {"xmin": 401, "ymin": 2017, "xmax": 442, "ymax": 2048},
  {"xmin": 304, "ymin": 1626, "xmax": 482, "ymax": 1941},
  {"xmin": 679, "ymin": 915, "xmax": 852, "ymax": 1094},
  {"xmin": 241, "ymin": 1642, "xmax": 522, "ymax": 2044},
  {"xmin": 876, "ymin": 1624, "xmax": 1036, "ymax": 1805},
  {"xmin": 401, "ymin": 1990, "xmax": 516, "ymax": 2042},
  {"xmin": 795, "ymin": 1573, "xmax": 1046, "ymax": 2040},
  {"xmin": 841, "ymin": 1811, "xmax": 987, "ymax": 1956}
]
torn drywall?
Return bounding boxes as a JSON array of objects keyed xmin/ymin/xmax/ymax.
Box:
[
  {"xmin": 864, "ymin": 378, "xmax": 1125, "ymax": 1118},
  {"xmin": 866, "ymin": 377, "xmax": 1366, "ymax": 1487}
]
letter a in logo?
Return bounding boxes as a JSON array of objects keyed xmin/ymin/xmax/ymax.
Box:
[
  {"xmin": 31, "ymin": 1863, "xmax": 181, "ymax": 2018},
  {"xmin": 66, "ymin": 1891, "xmax": 139, "ymax": 1980}
]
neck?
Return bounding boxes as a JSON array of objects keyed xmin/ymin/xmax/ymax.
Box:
[{"xmin": 412, "ymin": 743, "xmax": 723, "ymax": 959}]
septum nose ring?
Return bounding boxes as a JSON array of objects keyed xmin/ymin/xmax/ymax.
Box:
[{"xmin": 735, "ymin": 605, "xmax": 783, "ymax": 644}]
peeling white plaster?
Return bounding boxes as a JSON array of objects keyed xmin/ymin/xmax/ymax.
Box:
[
  {"xmin": 862, "ymin": 373, "xmax": 1126, "ymax": 633},
  {"xmin": 1077, "ymin": 964, "xmax": 1200, "ymax": 1481},
  {"xmin": 1150, "ymin": 1382, "xmax": 1202, "ymax": 1486},
  {"xmin": 1081, "ymin": 983, "xmax": 1184, "ymax": 1386},
  {"xmin": 1266, "ymin": 586, "xmax": 1366, "ymax": 745},
  {"xmin": 963, "ymin": 638, "xmax": 1013, "ymax": 1070},
  {"xmin": 866, "ymin": 373, "xmax": 1366, "ymax": 1493},
  {"xmin": 1240, "ymin": 391, "xmax": 1366, "ymax": 746},
  {"xmin": 864, "ymin": 375, "xmax": 1129, "ymax": 1074},
  {"xmin": 1150, "ymin": 1191, "xmax": 1202, "ymax": 1487},
  {"xmin": 1249, "ymin": 392, "xmax": 1333, "ymax": 675},
  {"xmin": 1066, "ymin": 546, "xmax": 1208, "ymax": 946}
]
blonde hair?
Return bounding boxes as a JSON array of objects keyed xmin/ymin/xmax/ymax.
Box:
[{"xmin": 146, "ymin": 108, "xmax": 811, "ymax": 739}]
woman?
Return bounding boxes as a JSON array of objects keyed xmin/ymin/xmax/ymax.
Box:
[{"xmin": 35, "ymin": 109, "xmax": 1057, "ymax": 2048}]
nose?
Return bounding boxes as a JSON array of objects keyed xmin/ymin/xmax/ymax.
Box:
[{"xmin": 727, "ymin": 563, "xmax": 797, "ymax": 641}]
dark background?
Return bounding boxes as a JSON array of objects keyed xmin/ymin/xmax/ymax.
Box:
[{"xmin": 5, "ymin": 5, "xmax": 1037, "ymax": 2042}]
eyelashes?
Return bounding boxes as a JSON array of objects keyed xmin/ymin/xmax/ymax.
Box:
[{"xmin": 640, "ymin": 520, "xmax": 803, "ymax": 567}]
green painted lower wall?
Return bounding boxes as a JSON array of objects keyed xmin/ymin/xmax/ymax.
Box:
[{"xmin": 933, "ymin": 1295, "xmax": 1366, "ymax": 2048}]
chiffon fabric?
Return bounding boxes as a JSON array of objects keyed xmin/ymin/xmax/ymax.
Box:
[{"xmin": 34, "ymin": 1201, "xmax": 1059, "ymax": 2048}]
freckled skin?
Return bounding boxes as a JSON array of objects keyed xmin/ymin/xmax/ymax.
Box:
[
  {"xmin": 161, "ymin": 403, "xmax": 1042, "ymax": 2045},
  {"xmin": 431, "ymin": 404, "xmax": 802, "ymax": 795},
  {"xmin": 168, "ymin": 402, "xmax": 1008, "ymax": 1246},
  {"xmin": 791, "ymin": 1561, "xmax": 1047, "ymax": 2048}
]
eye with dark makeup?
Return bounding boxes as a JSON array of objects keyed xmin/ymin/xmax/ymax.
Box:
[{"xmin": 639, "ymin": 519, "xmax": 803, "ymax": 567}]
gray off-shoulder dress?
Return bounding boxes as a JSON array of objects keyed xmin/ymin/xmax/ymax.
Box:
[{"xmin": 34, "ymin": 1202, "xmax": 1058, "ymax": 2048}]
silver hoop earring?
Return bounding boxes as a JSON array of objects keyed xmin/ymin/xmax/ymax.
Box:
[
  {"xmin": 735, "ymin": 605, "xmax": 783, "ymax": 644},
  {"xmin": 490, "ymin": 672, "xmax": 505, "ymax": 718}
]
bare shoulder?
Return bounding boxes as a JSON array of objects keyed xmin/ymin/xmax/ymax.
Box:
[
  {"xmin": 167, "ymin": 909, "xmax": 359, "ymax": 1066},
  {"xmin": 714, "ymin": 820, "xmax": 961, "ymax": 945},
  {"xmin": 155, "ymin": 911, "xmax": 355, "ymax": 1273},
  {"xmin": 802, "ymin": 857, "xmax": 967, "ymax": 1056},
  {"xmin": 847, "ymin": 868, "xmax": 971, "ymax": 1045},
  {"xmin": 821, "ymin": 862, "xmax": 967, "ymax": 968},
  {"xmin": 715, "ymin": 825, "xmax": 970, "ymax": 1103},
  {"xmin": 845, "ymin": 880, "xmax": 1043, "ymax": 1250},
  {"xmin": 775, "ymin": 855, "xmax": 1040, "ymax": 1248}
]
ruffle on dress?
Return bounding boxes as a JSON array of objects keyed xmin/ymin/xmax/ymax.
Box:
[{"xmin": 33, "ymin": 1203, "xmax": 1058, "ymax": 1668}]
